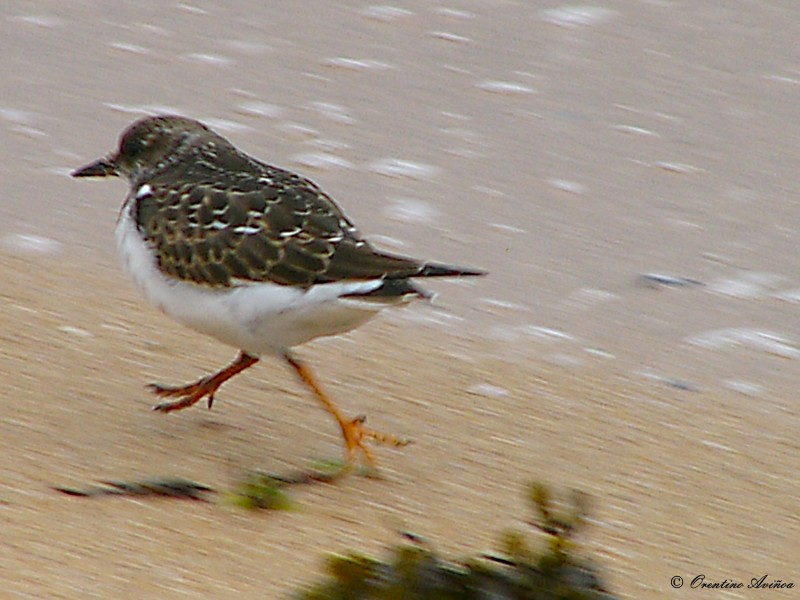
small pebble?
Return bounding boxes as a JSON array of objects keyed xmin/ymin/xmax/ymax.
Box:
[
  {"xmin": 773, "ymin": 289, "xmax": 800, "ymax": 304},
  {"xmin": 476, "ymin": 81, "xmax": 536, "ymax": 95},
  {"xmin": 307, "ymin": 102, "xmax": 355, "ymax": 124},
  {"xmin": 540, "ymin": 6, "xmax": 616, "ymax": 28},
  {"xmin": 429, "ymin": 31, "xmax": 471, "ymax": 43},
  {"xmin": 361, "ymin": 6, "xmax": 414, "ymax": 22},
  {"xmin": 181, "ymin": 53, "xmax": 233, "ymax": 67},
  {"xmin": 323, "ymin": 57, "xmax": 393, "ymax": 71},
  {"xmin": 202, "ymin": 118, "xmax": 251, "ymax": 134},
  {"xmin": 384, "ymin": 198, "xmax": 437, "ymax": 224},
  {"xmin": 654, "ymin": 161, "xmax": 703, "ymax": 174},
  {"xmin": 610, "ymin": 124, "xmax": 659, "ymax": 137},
  {"xmin": 1, "ymin": 234, "xmax": 62, "ymax": 257},
  {"xmin": 366, "ymin": 158, "xmax": 440, "ymax": 179},
  {"xmin": 109, "ymin": 42, "xmax": 150, "ymax": 55},
  {"xmin": 468, "ymin": 383, "xmax": 510, "ymax": 399},
  {"xmin": 290, "ymin": 153, "xmax": 353, "ymax": 170},
  {"xmin": 235, "ymin": 102, "xmax": 283, "ymax": 119},
  {"xmin": 639, "ymin": 273, "xmax": 703, "ymax": 288},
  {"xmin": 548, "ymin": 179, "xmax": 587, "ymax": 194},
  {"xmin": 58, "ymin": 325, "xmax": 93, "ymax": 338},
  {"xmin": 0, "ymin": 108, "xmax": 37, "ymax": 126},
  {"xmin": 723, "ymin": 380, "xmax": 765, "ymax": 397}
]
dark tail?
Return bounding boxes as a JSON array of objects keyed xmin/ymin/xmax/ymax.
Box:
[
  {"xmin": 342, "ymin": 260, "xmax": 485, "ymax": 302},
  {"xmin": 416, "ymin": 261, "xmax": 487, "ymax": 278}
]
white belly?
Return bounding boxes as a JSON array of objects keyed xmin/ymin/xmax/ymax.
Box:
[{"xmin": 115, "ymin": 203, "xmax": 384, "ymax": 356}]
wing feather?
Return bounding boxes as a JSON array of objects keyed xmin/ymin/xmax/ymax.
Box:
[{"xmin": 135, "ymin": 157, "xmax": 481, "ymax": 289}]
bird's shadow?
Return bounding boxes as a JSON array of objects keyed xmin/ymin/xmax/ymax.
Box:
[{"xmin": 52, "ymin": 463, "xmax": 376, "ymax": 508}]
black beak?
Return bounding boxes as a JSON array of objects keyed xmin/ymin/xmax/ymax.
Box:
[{"xmin": 71, "ymin": 158, "xmax": 118, "ymax": 178}]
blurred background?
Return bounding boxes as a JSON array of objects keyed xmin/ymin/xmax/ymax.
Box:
[{"xmin": 1, "ymin": 1, "xmax": 798, "ymax": 598}]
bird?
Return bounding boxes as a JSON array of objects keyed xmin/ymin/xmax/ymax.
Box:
[{"xmin": 72, "ymin": 115, "xmax": 484, "ymax": 475}]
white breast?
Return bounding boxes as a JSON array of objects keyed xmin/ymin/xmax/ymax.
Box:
[{"xmin": 115, "ymin": 198, "xmax": 384, "ymax": 356}]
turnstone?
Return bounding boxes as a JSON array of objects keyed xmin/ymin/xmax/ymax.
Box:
[{"xmin": 73, "ymin": 115, "xmax": 484, "ymax": 474}]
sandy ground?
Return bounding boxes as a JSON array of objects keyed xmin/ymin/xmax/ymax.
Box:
[
  {"xmin": 2, "ymin": 255, "xmax": 798, "ymax": 598},
  {"xmin": 2, "ymin": 1, "xmax": 800, "ymax": 598}
]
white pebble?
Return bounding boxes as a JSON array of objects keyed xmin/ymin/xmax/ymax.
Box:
[
  {"xmin": 765, "ymin": 74, "xmax": 800, "ymax": 85},
  {"xmin": 109, "ymin": 42, "xmax": 150, "ymax": 55},
  {"xmin": 479, "ymin": 298, "xmax": 527, "ymax": 311},
  {"xmin": 723, "ymin": 380, "xmax": 765, "ymax": 397},
  {"xmin": 290, "ymin": 153, "xmax": 353, "ymax": 170},
  {"xmin": 468, "ymin": 383, "xmax": 510, "ymax": 399},
  {"xmin": 547, "ymin": 353, "xmax": 583, "ymax": 368},
  {"xmin": 1, "ymin": 234, "xmax": 62, "ymax": 257},
  {"xmin": 201, "ymin": 118, "xmax": 251, "ymax": 134},
  {"xmin": 473, "ymin": 186, "xmax": 506, "ymax": 198},
  {"xmin": 10, "ymin": 14, "xmax": 61, "ymax": 28},
  {"xmin": 611, "ymin": 124, "xmax": 659, "ymax": 137},
  {"xmin": 384, "ymin": 198, "xmax": 437, "ymax": 223},
  {"xmin": 708, "ymin": 272, "xmax": 785, "ymax": 299},
  {"xmin": 486, "ymin": 324, "xmax": 524, "ymax": 343},
  {"xmin": 434, "ymin": 8, "xmax": 475, "ymax": 19},
  {"xmin": 10, "ymin": 126, "xmax": 46, "ymax": 138},
  {"xmin": 312, "ymin": 139, "xmax": 351, "ymax": 151},
  {"xmin": 584, "ymin": 347, "xmax": 615, "ymax": 359},
  {"xmin": 522, "ymin": 325, "xmax": 575, "ymax": 342},
  {"xmin": 276, "ymin": 122, "xmax": 319, "ymax": 140},
  {"xmin": 708, "ymin": 279, "xmax": 764, "ymax": 299},
  {"xmin": 223, "ymin": 40, "xmax": 272, "ymax": 55},
  {"xmin": 104, "ymin": 103, "xmax": 185, "ymax": 116},
  {"xmin": 361, "ymin": 6, "xmax": 414, "ymax": 21},
  {"xmin": 58, "ymin": 325, "xmax": 93, "ymax": 338},
  {"xmin": 540, "ymin": 6, "xmax": 616, "ymax": 28},
  {"xmin": 176, "ymin": 4, "xmax": 208, "ymax": 14},
  {"xmin": 700, "ymin": 440, "xmax": 735, "ymax": 453},
  {"xmin": 564, "ymin": 288, "xmax": 618, "ymax": 308},
  {"xmin": 307, "ymin": 102, "xmax": 355, "ymax": 124},
  {"xmin": 654, "ymin": 161, "xmax": 703, "ymax": 174},
  {"xmin": 323, "ymin": 57, "xmax": 393, "ymax": 71},
  {"xmin": 429, "ymin": 31, "xmax": 471, "ymax": 43},
  {"xmin": 687, "ymin": 328, "xmax": 800, "ymax": 359},
  {"xmin": 235, "ymin": 102, "xmax": 283, "ymax": 119},
  {"xmin": 476, "ymin": 81, "xmax": 536, "ymax": 95},
  {"xmin": 0, "ymin": 108, "xmax": 36, "ymax": 126},
  {"xmin": 547, "ymin": 179, "xmax": 587, "ymax": 194},
  {"xmin": 182, "ymin": 53, "xmax": 233, "ymax": 67},
  {"xmin": 773, "ymin": 288, "xmax": 800, "ymax": 304},
  {"xmin": 489, "ymin": 223, "xmax": 526, "ymax": 234},
  {"xmin": 366, "ymin": 158, "xmax": 440, "ymax": 179}
]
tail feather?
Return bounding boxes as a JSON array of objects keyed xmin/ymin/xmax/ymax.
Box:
[
  {"xmin": 341, "ymin": 260, "xmax": 485, "ymax": 303},
  {"xmin": 415, "ymin": 261, "xmax": 486, "ymax": 278},
  {"xmin": 342, "ymin": 278, "xmax": 433, "ymax": 302}
]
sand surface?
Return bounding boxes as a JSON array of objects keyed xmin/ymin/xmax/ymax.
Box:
[
  {"xmin": 1, "ymin": 1, "xmax": 799, "ymax": 598},
  {"xmin": 2, "ymin": 254, "xmax": 796, "ymax": 599}
]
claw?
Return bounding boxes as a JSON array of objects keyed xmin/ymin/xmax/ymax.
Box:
[
  {"xmin": 283, "ymin": 351, "xmax": 411, "ymax": 475},
  {"xmin": 147, "ymin": 352, "xmax": 258, "ymax": 413}
]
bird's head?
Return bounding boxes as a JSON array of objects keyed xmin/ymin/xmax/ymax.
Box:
[{"xmin": 72, "ymin": 115, "xmax": 215, "ymax": 184}]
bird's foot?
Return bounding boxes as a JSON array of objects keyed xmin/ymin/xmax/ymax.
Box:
[
  {"xmin": 148, "ymin": 352, "xmax": 259, "ymax": 413},
  {"xmin": 337, "ymin": 414, "xmax": 411, "ymax": 478},
  {"xmin": 148, "ymin": 376, "xmax": 220, "ymax": 412},
  {"xmin": 282, "ymin": 350, "xmax": 411, "ymax": 478}
]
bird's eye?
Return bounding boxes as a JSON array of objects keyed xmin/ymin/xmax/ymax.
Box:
[{"xmin": 120, "ymin": 134, "xmax": 150, "ymax": 159}]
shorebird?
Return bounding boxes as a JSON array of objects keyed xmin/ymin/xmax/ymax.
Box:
[{"xmin": 73, "ymin": 115, "xmax": 484, "ymax": 474}]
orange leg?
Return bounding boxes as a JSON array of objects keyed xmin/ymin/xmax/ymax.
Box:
[
  {"xmin": 283, "ymin": 351, "xmax": 409, "ymax": 475},
  {"xmin": 150, "ymin": 351, "xmax": 259, "ymax": 412}
]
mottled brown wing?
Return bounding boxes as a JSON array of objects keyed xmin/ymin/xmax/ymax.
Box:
[{"xmin": 134, "ymin": 168, "xmax": 426, "ymax": 288}]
